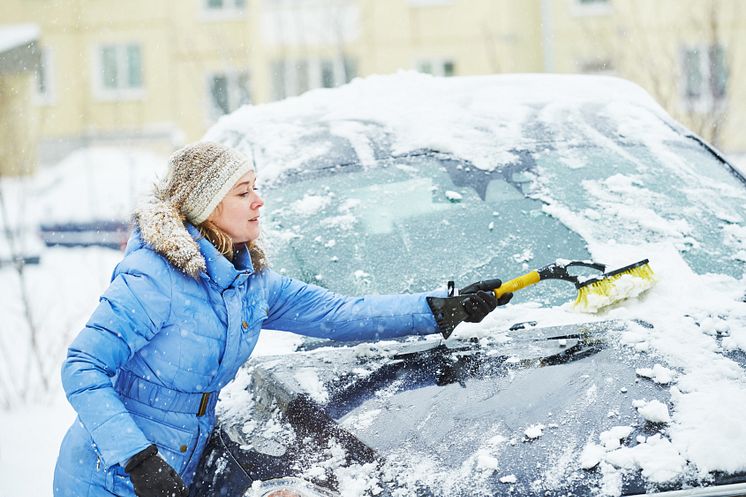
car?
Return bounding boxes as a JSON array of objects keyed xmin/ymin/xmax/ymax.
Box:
[
  {"xmin": 190, "ymin": 72, "xmax": 746, "ymax": 497},
  {"xmin": 0, "ymin": 224, "xmax": 42, "ymax": 268}
]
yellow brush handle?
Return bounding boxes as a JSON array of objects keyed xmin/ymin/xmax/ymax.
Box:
[{"xmin": 493, "ymin": 271, "xmax": 541, "ymax": 298}]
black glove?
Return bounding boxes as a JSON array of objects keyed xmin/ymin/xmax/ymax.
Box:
[
  {"xmin": 427, "ymin": 279, "xmax": 513, "ymax": 339},
  {"xmin": 125, "ymin": 445, "xmax": 189, "ymax": 497}
]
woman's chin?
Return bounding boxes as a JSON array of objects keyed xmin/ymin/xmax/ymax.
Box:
[{"xmin": 246, "ymin": 228, "xmax": 261, "ymax": 243}]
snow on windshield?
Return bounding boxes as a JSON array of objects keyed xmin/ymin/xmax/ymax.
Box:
[
  {"xmin": 417, "ymin": 243, "xmax": 746, "ymax": 494},
  {"xmin": 229, "ymin": 240, "xmax": 746, "ymax": 496}
]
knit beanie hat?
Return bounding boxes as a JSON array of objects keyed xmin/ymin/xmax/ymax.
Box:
[{"xmin": 134, "ymin": 141, "xmax": 254, "ymax": 276}]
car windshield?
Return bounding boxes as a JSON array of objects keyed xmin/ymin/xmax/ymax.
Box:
[{"xmin": 262, "ymin": 138, "xmax": 746, "ymax": 306}]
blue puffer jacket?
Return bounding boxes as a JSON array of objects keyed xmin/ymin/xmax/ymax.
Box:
[{"xmin": 53, "ymin": 224, "xmax": 442, "ymax": 497}]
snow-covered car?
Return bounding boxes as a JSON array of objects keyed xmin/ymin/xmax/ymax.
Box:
[{"xmin": 190, "ymin": 73, "xmax": 746, "ymax": 497}]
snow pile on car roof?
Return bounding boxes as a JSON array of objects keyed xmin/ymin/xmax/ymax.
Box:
[{"xmin": 205, "ymin": 72, "xmax": 685, "ymax": 182}]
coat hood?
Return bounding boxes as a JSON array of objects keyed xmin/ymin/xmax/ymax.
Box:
[{"xmin": 133, "ymin": 194, "xmax": 207, "ymax": 277}]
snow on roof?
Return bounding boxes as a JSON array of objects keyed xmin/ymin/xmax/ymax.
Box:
[
  {"xmin": 205, "ymin": 72, "xmax": 683, "ymax": 182},
  {"xmin": 0, "ymin": 24, "xmax": 39, "ymax": 53}
]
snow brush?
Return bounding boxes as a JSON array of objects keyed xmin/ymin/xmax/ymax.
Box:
[{"xmin": 491, "ymin": 259, "xmax": 656, "ymax": 313}]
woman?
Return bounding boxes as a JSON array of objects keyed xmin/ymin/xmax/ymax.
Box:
[{"xmin": 53, "ymin": 142, "xmax": 510, "ymax": 497}]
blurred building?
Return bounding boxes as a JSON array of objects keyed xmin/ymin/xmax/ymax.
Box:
[
  {"xmin": 1, "ymin": 0, "xmax": 744, "ymax": 169},
  {"xmin": 0, "ymin": 24, "xmax": 39, "ymax": 175}
]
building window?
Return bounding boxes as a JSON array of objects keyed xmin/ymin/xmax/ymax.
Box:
[
  {"xmin": 320, "ymin": 60, "xmax": 335, "ymax": 88},
  {"xmin": 207, "ymin": 70, "xmax": 251, "ymax": 120},
  {"xmin": 578, "ymin": 58, "xmax": 614, "ymax": 75},
  {"xmin": 682, "ymin": 48, "xmax": 703, "ymax": 100},
  {"xmin": 270, "ymin": 57, "xmax": 357, "ymax": 101},
  {"xmin": 681, "ymin": 43, "xmax": 728, "ymax": 112},
  {"xmin": 34, "ymin": 47, "xmax": 54, "ymax": 104},
  {"xmin": 270, "ymin": 60, "xmax": 287, "ymax": 101},
  {"xmin": 572, "ymin": 0, "xmax": 612, "ymax": 15},
  {"xmin": 95, "ymin": 44, "xmax": 143, "ymax": 99},
  {"xmin": 206, "ymin": 0, "xmax": 245, "ymax": 10},
  {"xmin": 416, "ymin": 59, "xmax": 456, "ymax": 77},
  {"xmin": 343, "ymin": 58, "xmax": 358, "ymax": 82},
  {"xmin": 708, "ymin": 44, "xmax": 727, "ymax": 99},
  {"xmin": 261, "ymin": 0, "xmax": 360, "ymax": 46},
  {"xmin": 203, "ymin": 0, "xmax": 246, "ymax": 18}
]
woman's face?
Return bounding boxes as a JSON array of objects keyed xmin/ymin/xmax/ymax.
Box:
[{"xmin": 208, "ymin": 170, "xmax": 263, "ymax": 244}]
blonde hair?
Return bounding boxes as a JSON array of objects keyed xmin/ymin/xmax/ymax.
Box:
[{"xmin": 197, "ymin": 220, "xmax": 268, "ymax": 272}]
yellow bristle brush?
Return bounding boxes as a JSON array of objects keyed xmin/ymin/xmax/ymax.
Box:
[{"xmin": 490, "ymin": 259, "xmax": 656, "ymax": 313}]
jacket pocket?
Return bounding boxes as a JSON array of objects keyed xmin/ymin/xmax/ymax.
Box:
[
  {"xmin": 128, "ymin": 410, "xmax": 198, "ymax": 475},
  {"xmin": 106, "ymin": 463, "xmax": 134, "ymax": 495}
]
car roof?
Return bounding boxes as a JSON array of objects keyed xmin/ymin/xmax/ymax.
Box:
[{"xmin": 204, "ymin": 73, "xmax": 690, "ymax": 184}]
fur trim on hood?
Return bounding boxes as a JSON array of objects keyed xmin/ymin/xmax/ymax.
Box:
[{"xmin": 133, "ymin": 192, "xmax": 206, "ymax": 277}]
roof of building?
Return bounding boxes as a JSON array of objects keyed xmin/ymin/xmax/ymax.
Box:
[{"xmin": 0, "ymin": 23, "xmax": 39, "ymax": 54}]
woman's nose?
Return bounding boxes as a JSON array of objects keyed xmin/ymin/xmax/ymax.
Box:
[{"xmin": 252, "ymin": 193, "xmax": 264, "ymax": 209}]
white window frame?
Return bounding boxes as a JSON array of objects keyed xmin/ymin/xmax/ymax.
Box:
[
  {"xmin": 571, "ymin": 0, "xmax": 613, "ymax": 16},
  {"xmin": 270, "ymin": 57, "xmax": 356, "ymax": 101},
  {"xmin": 92, "ymin": 43, "xmax": 145, "ymax": 101},
  {"xmin": 679, "ymin": 43, "xmax": 728, "ymax": 114},
  {"xmin": 205, "ymin": 69, "xmax": 251, "ymax": 121},
  {"xmin": 415, "ymin": 58, "xmax": 456, "ymax": 77},
  {"xmin": 200, "ymin": 0, "xmax": 247, "ymax": 21},
  {"xmin": 33, "ymin": 46, "xmax": 55, "ymax": 105}
]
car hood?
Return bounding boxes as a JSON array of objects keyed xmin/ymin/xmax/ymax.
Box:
[{"xmin": 218, "ymin": 319, "xmax": 746, "ymax": 496}]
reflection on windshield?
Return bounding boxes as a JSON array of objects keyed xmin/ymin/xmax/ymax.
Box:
[
  {"xmin": 531, "ymin": 141, "xmax": 746, "ymax": 276},
  {"xmin": 264, "ymin": 153, "xmax": 590, "ymax": 306}
]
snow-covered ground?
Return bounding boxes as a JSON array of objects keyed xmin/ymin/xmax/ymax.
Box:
[{"xmin": 0, "ymin": 247, "xmax": 120, "ymax": 497}]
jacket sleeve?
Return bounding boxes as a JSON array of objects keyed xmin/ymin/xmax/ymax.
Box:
[
  {"xmin": 262, "ymin": 269, "xmax": 445, "ymax": 341},
  {"xmin": 61, "ymin": 252, "xmax": 173, "ymax": 469}
]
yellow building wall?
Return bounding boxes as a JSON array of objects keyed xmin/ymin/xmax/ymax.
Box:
[
  {"xmin": 359, "ymin": 0, "xmax": 543, "ymax": 76},
  {"xmin": 2, "ymin": 0, "xmax": 745, "ymax": 154},
  {"xmin": 549, "ymin": 0, "xmax": 745, "ymax": 151},
  {"xmin": 170, "ymin": 0, "xmax": 254, "ymax": 140},
  {"xmin": 251, "ymin": 0, "xmax": 544, "ymax": 101},
  {"xmin": 0, "ymin": 72, "xmax": 37, "ymax": 175},
  {"xmin": 2, "ymin": 0, "xmax": 255, "ymax": 150}
]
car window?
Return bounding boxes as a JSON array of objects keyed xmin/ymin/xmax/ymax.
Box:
[
  {"xmin": 263, "ymin": 136, "xmax": 746, "ymax": 307},
  {"xmin": 530, "ymin": 140, "xmax": 746, "ymax": 276},
  {"xmin": 264, "ymin": 154, "xmax": 591, "ymax": 306}
]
